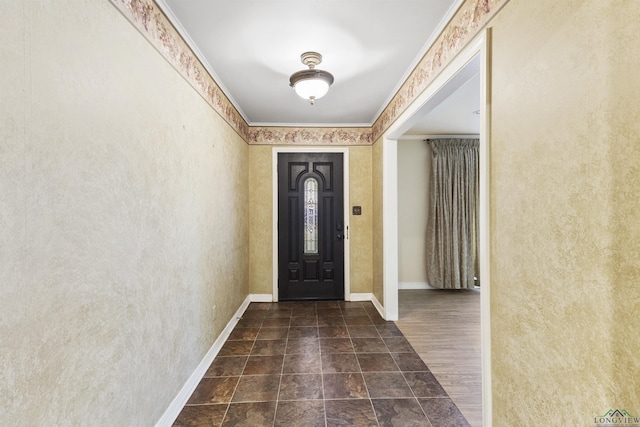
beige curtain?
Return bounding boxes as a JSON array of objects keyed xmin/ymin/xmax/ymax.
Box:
[{"xmin": 425, "ymin": 138, "xmax": 479, "ymax": 289}]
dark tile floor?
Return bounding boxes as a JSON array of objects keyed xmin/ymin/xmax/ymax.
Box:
[{"xmin": 173, "ymin": 301, "xmax": 470, "ymax": 427}]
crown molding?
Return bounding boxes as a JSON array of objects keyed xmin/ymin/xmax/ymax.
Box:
[
  {"xmin": 109, "ymin": 0, "xmax": 509, "ymax": 146},
  {"xmin": 154, "ymin": 0, "xmax": 250, "ymax": 124},
  {"xmin": 371, "ymin": 0, "xmax": 465, "ymax": 123},
  {"xmin": 109, "ymin": 0, "xmax": 250, "ymax": 140},
  {"xmin": 372, "ymin": 0, "xmax": 509, "ymax": 141}
]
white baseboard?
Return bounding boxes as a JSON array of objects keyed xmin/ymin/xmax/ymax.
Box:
[
  {"xmin": 156, "ymin": 291, "xmax": 395, "ymax": 425},
  {"xmin": 349, "ymin": 293, "xmax": 373, "ymax": 302},
  {"xmin": 398, "ymin": 281, "xmax": 433, "ymax": 290},
  {"xmin": 348, "ymin": 293, "xmax": 387, "ymax": 321},
  {"xmin": 371, "ymin": 294, "xmax": 385, "ymax": 319},
  {"xmin": 155, "ymin": 295, "xmax": 252, "ymax": 427},
  {"xmin": 250, "ymin": 294, "xmax": 274, "ymax": 302}
]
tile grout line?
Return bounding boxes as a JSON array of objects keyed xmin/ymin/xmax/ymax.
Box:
[
  {"xmin": 317, "ymin": 303, "xmax": 329, "ymax": 427},
  {"xmin": 269, "ymin": 310, "xmax": 290, "ymax": 427},
  {"xmin": 360, "ymin": 306, "xmax": 381, "ymax": 427},
  {"xmin": 397, "ymin": 354, "xmax": 435, "ymax": 427},
  {"xmin": 174, "ymin": 301, "xmax": 464, "ymax": 426},
  {"xmin": 220, "ymin": 311, "xmax": 262, "ymax": 425}
]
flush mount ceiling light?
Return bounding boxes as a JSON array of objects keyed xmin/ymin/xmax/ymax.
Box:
[{"xmin": 289, "ymin": 52, "xmax": 334, "ymax": 105}]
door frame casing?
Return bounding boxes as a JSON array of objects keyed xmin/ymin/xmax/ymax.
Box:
[
  {"xmin": 272, "ymin": 147, "xmax": 350, "ymax": 302},
  {"xmin": 381, "ymin": 30, "xmax": 492, "ymax": 426}
]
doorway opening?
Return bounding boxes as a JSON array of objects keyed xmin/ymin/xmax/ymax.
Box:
[{"xmin": 381, "ymin": 31, "xmax": 492, "ymax": 427}]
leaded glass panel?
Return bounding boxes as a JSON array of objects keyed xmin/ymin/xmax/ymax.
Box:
[{"xmin": 303, "ymin": 178, "xmax": 318, "ymax": 254}]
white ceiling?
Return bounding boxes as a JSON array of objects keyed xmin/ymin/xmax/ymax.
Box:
[
  {"xmin": 157, "ymin": 0, "xmax": 478, "ymax": 134},
  {"xmin": 403, "ymin": 72, "xmax": 480, "ymax": 136}
]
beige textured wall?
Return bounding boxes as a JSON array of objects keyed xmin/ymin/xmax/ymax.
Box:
[
  {"xmin": 248, "ymin": 146, "xmax": 273, "ymax": 295},
  {"xmin": 490, "ymin": 0, "xmax": 640, "ymax": 424},
  {"xmin": 248, "ymin": 146, "xmax": 374, "ymax": 296},
  {"xmin": 371, "ymin": 138, "xmax": 384, "ymax": 303},
  {"xmin": 1, "ymin": 2, "xmax": 249, "ymax": 425},
  {"xmin": 348, "ymin": 146, "xmax": 373, "ymax": 294},
  {"xmin": 397, "ymin": 139, "xmax": 431, "ymax": 284}
]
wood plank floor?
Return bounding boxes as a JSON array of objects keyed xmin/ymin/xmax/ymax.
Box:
[{"xmin": 396, "ymin": 289, "xmax": 482, "ymax": 427}]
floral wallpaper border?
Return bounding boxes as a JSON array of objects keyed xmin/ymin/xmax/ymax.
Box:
[
  {"xmin": 372, "ymin": 0, "xmax": 508, "ymax": 140},
  {"xmin": 109, "ymin": 0, "xmax": 250, "ymax": 140},
  {"xmin": 246, "ymin": 127, "xmax": 373, "ymax": 146},
  {"xmin": 109, "ymin": 0, "xmax": 508, "ymax": 146}
]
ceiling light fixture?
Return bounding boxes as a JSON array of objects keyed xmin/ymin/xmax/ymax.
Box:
[{"xmin": 289, "ymin": 52, "xmax": 334, "ymax": 105}]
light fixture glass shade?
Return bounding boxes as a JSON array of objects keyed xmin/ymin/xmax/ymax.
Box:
[
  {"xmin": 289, "ymin": 52, "xmax": 334, "ymax": 105},
  {"xmin": 293, "ymin": 78, "xmax": 330, "ymax": 100}
]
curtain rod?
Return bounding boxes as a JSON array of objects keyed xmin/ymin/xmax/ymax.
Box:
[
  {"xmin": 421, "ymin": 134, "xmax": 480, "ymax": 142},
  {"xmin": 423, "ymin": 138, "xmax": 480, "ymax": 143}
]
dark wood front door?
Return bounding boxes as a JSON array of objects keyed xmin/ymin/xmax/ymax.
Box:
[{"xmin": 278, "ymin": 152, "xmax": 344, "ymax": 300}]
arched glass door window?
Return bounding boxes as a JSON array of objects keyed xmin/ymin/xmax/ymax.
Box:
[{"xmin": 304, "ymin": 177, "xmax": 318, "ymax": 254}]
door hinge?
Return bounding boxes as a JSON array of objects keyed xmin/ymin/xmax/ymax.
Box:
[{"xmin": 346, "ymin": 225, "xmax": 349, "ymax": 240}]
